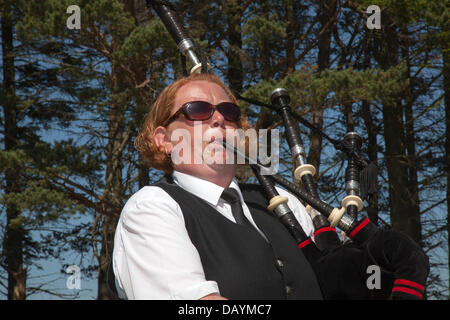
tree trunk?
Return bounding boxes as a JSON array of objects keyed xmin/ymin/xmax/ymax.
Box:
[
  {"xmin": 96, "ymin": 65, "xmax": 127, "ymax": 300},
  {"xmin": 402, "ymin": 43, "xmax": 422, "ymax": 245},
  {"xmin": 360, "ymin": 44, "xmax": 379, "ymax": 226},
  {"xmin": 383, "ymin": 100, "xmax": 421, "ymax": 243},
  {"xmin": 284, "ymin": 0, "xmax": 295, "ymax": 75},
  {"xmin": 361, "ymin": 100, "xmax": 379, "ymax": 225},
  {"xmin": 225, "ymin": 0, "xmax": 244, "ymax": 93},
  {"xmin": 1, "ymin": 6, "xmax": 26, "ymax": 300},
  {"xmin": 376, "ymin": 19, "xmax": 421, "ymax": 243},
  {"xmin": 307, "ymin": 0, "xmax": 336, "ymax": 177},
  {"xmin": 443, "ymin": 44, "xmax": 450, "ymax": 298},
  {"xmin": 259, "ymin": 1, "xmax": 272, "ymax": 81},
  {"xmin": 344, "ymin": 102, "xmax": 354, "ymax": 132},
  {"xmin": 96, "ymin": 1, "xmax": 152, "ymax": 298},
  {"xmin": 127, "ymin": 0, "xmax": 151, "ymax": 188}
]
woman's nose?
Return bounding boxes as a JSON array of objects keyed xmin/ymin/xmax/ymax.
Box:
[{"xmin": 210, "ymin": 109, "xmax": 225, "ymax": 127}]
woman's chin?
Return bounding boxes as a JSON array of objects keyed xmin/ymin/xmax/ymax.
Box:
[{"xmin": 206, "ymin": 161, "xmax": 234, "ymax": 172}]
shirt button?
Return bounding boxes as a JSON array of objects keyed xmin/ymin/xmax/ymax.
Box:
[{"xmin": 276, "ymin": 259, "xmax": 284, "ymax": 268}]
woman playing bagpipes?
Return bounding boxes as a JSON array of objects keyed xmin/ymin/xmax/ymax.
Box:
[
  {"xmin": 109, "ymin": 72, "xmax": 429, "ymax": 300},
  {"xmin": 107, "ymin": 0, "xmax": 429, "ymax": 300}
]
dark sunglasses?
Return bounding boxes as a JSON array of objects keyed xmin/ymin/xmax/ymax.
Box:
[{"xmin": 165, "ymin": 101, "xmax": 241, "ymax": 125}]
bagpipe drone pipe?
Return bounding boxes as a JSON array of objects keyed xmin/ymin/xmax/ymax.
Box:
[
  {"xmin": 222, "ymin": 125, "xmax": 429, "ymax": 300},
  {"xmin": 143, "ymin": 0, "xmax": 430, "ymax": 300}
]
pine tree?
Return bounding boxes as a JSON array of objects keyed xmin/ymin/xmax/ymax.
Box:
[
  {"xmin": 0, "ymin": 0, "xmax": 94, "ymax": 299},
  {"xmin": 17, "ymin": 0, "xmax": 180, "ymax": 299}
]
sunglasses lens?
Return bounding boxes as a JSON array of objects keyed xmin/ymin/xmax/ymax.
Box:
[
  {"xmin": 185, "ymin": 101, "xmax": 213, "ymax": 120},
  {"xmin": 182, "ymin": 101, "xmax": 241, "ymax": 122},
  {"xmin": 217, "ymin": 103, "xmax": 241, "ymax": 122}
]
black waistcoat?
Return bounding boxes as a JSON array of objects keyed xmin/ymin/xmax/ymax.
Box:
[{"xmin": 154, "ymin": 176, "xmax": 323, "ymax": 300}]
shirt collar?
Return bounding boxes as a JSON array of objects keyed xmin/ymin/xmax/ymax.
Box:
[{"xmin": 172, "ymin": 170, "xmax": 243, "ymax": 206}]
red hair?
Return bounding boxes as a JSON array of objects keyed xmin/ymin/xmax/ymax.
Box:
[{"xmin": 134, "ymin": 73, "xmax": 250, "ymax": 174}]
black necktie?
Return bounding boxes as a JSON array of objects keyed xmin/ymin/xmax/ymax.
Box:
[{"xmin": 220, "ymin": 188, "xmax": 252, "ymax": 226}]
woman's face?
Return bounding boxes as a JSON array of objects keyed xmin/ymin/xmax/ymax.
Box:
[{"xmin": 160, "ymin": 80, "xmax": 239, "ymax": 182}]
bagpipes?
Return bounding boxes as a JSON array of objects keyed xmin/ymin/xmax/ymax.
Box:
[{"xmin": 145, "ymin": 0, "xmax": 430, "ymax": 300}]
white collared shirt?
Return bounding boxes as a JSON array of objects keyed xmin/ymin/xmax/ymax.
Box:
[{"xmin": 113, "ymin": 171, "xmax": 315, "ymax": 300}]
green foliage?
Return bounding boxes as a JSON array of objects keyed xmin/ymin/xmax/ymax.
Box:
[
  {"xmin": 242, "ymin": 63, "xmax": 408, "ymax": 111},
  {"xmin": 354, "ymin": 0, "xmax": 430, "ymax": 26},
  {"xmin": 115, "ymin": 19, "xmax": 177, "ymax": 62},
  {"xmin": 18, "ymin": 0, "xmax": 135, "ymax": 40},
  {"xmin": 243, "ymin": 11, "xmax": 287, "ymax": 49}
]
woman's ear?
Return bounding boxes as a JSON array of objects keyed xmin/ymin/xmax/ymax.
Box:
[{"xmin": 153, "ymin": 126, "xmax": 173, "ymax": 155}]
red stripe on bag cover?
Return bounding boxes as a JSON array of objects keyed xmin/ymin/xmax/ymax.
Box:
[
  {"xmin": 348, "ymin": 218, "xmax": 370, "ymax": 239},
  {"xmin": 314, "ymin": 227, "xmax": 336, "ymax": 237},
  {"xmin": 394, "ymin": 279, "xmax": 424, "ymax": 292},
  {"xmin": 298, "ymin": 238, "xmax": 312, "ymax": 249},
  {"xmin": 392, "ymin": 286, "xmax": 423, "ymax": 299}
]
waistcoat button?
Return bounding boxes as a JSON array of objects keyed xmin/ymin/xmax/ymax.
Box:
[
  {"xmin": 286, "ymin": 285, "xmax": 292, "ymax": 295},
  {"xmin": 276, "ymin": 259, "xmax": 284, "ymax": 268}
]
